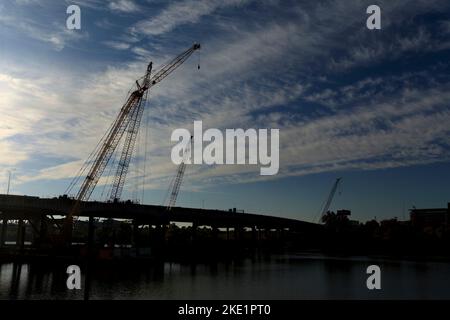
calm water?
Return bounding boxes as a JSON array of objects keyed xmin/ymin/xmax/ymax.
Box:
[{"xmin": 1, "ymin": 253, "xmax": 450, "ymax": 299}]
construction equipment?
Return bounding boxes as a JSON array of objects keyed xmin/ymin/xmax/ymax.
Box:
[
  {"xmin": 62, "ymin": 43, "xmax": 201, "ymax": 242},
  {"xmin": 109, "ymin": 64, "xmax": 150, "ymax": 202},
  {"xmin": 165, "ymin": 136, "xmax": 193, "ymax": 210},
  {"xmin": 318, "ymin": 177, "xmax": 342, "ymax": 223}
]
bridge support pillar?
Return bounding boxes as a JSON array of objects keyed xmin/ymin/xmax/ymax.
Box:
[
  {"xmin": 0, "ymin": 218, "xmax": 7, "ymax": 247},
  {"xmin": 20, "ymin": 223, "xmax": 26, "ymax": 251},
  {"xmin": 29, "ymin": 218, "xmax": 39, "ymax": 246},
  {"xmin": 153, "ymin": 224, "xmax": 165, "ymax": 250},
  {"xmin": 226, "ymin": 227, "xmax": 230, "ymax": 241},
  {"xmin": 162, "ymin": 224, "xmax": 168, "ymax": 244},
  {"xmin": 39, "ymin": 215, "xmax": 48, "ymax": 246},
  {"xmin": 191, "ymin": 222, "xmax": 198, "ymax": 243},
  {"xmin": 16, "ymin": 219, "xmax": 22, "ymax": 248},
  {"xmin": 264, "ymin": 228, "xmax": 270, "ymax": 241},
  {"xmin": 147, "ymin": 225, "xmax": 152, "ymax": 246},
  {"xmin": 16, "ymin": 219, "xmax": 25, "ymax": 251},
  {"xmin": 276, "ymin": 228, "xmax": 284, "ymax": 242},
  {"xmin": 132, "ymin": 220, "xmax": 138, "ymax": 245},
  {"xmin": 252, "ymin": 226, "xmax": 257, "ymax": 244},
  {"xmin": 234, "ymin": 226, "xmax": 241, "ymax": 241},
  {"xmin": 132, "ymin": 220, "xmax": 140, "ymax": 256},
  {"xmin": 280, "ymin": 228, "xmax": 285, "ymax": 241},
  {"xmin": 212, "ymin": 226, "xmax": 218, "ymax": 242}
]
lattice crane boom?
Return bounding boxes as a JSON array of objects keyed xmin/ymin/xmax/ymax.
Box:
[
  {"xmin": 166, "ymin": 136, "xmax": 193, "ymax": 210},
  {"xmin": 109, "ymin": 66, "xmax": 151, "ymax": 201},
  {"xmin": 75, "ymin": 91, "xmax": 142, "ymax": 203},
  {"xmin": 149, "ymin": 44, "xmax": 200, "ymax": 87},
  {"xmin": 319, "ymin": 177, "xmax": 342, "ymax": 223}
]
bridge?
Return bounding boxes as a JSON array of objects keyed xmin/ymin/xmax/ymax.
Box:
[{"xmin": 0, "ymin": 194, "xmax": 321, "ymax": 251}]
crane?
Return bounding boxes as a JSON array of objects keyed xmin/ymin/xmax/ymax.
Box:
[
  {"xmin": 318, "ymin": 177, "xmax": 342, "ymax": 223},
  {"xmin": 166, "ymin": 136, "xmax": 193, "ymax": 210},
  {"xmin": 62, "ymin": 43, "xmax": 201, "ymax": 242}
]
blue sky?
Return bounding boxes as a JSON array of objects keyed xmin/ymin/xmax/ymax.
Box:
[{"xmin": 1, "ymin": 0, "xmax": 450, "ymax": 222}]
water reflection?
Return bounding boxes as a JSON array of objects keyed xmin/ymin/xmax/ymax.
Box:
[{"xmin": 1, "ymin": 254, "xmax": 450, "ymax": 299}]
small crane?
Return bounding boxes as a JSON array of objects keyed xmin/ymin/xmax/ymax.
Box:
[
  {"xmin": 318, "ymin": 177, "xmax": 342, "ymax": 223},
  {"xmin": 165, "ymin": 136, "xmax": 193, "ymax": 210}
]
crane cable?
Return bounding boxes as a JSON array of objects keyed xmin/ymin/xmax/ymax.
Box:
[
  {"xmin": 65, "ymin": 123, "xmax": 112, "ymax": 196},
  {"xmin": 63, "ymin": 86, "xmax": 134, "ymax": 197}
]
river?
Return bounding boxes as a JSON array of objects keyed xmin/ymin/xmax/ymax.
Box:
[{"xmin": 1, "ymin": 253, "xmax": 449, "ymax": 299}]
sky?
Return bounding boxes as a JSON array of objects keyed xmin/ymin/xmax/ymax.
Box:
[{"xmin": 1, "ymin": 0, "xmax": 450, "ymax": 223}]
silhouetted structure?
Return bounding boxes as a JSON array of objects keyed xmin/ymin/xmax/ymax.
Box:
[
  {"xmin": 0, "ymin": 194, "xmax": 321, "ymax": 261},
  {"xmin": 410, "ymin": 203, "xmax": 450, "ymax": 229}
]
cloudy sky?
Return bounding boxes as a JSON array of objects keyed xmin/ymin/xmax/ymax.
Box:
[{"xmin": 1, "ymin": 0, "xmax": 450, "ymax": 222}]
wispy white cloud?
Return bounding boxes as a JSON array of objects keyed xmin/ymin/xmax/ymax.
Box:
[
  {"xmin": 103, "ymin": 40, "xmax": 131, "ymax": 50},
  {"xmin": 14, "ymin": 0, "xmax": 39, "ymax": 5},
  {"xmin": 328, "ymin": 26, "xmax": 447, "ymax": 71},
  {"xmin": 0, "ymin": 12, "xmax": 87, "ymax": 51},
  {"xmin": 109, "ymin": 0, "xmax": 139, "ymax": 13},
  {"xmin": 95, "ymin": 18, "xmax": 115, "ymax": 29},
  {"xmin": 131, "ymin": 0, "xmax": 252, "ymax": 36}
]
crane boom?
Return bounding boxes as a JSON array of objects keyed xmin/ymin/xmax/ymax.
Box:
[
  {"xmin": 149, "ymin": 44, "xmax": 200, "ymax": 87},
  {"xmin": 319, "ymin": 177, "xmax": 342, "ymax": 223},
  {"xmin": 109, "ymin": 79, "xmax": 149, "ymax": 201},
  {"xmin": 166, "ymin": 136, "xmax": 192, "ymax": 210},
  {"xmin": 167, "ymin": 162, "xmax": 187, "ymax": 210},
  {"xmin": 75, "ymin": 91, "xmax": 143, "ymax": 204},
  {"xmin": 62, "ymin": 43, "xmax": 201, "ymax": 241}
]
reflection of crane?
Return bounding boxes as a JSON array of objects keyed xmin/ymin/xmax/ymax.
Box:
[
  {"xmin": 318, "ymin": 177, "xmax": 342, "ymax": 223},
  {"xmin": 166, "ymin": 136, "xmax": 193, "ymax": 210},
  {"xmin": 63, "ymin": 44, "xmax": 201, "ymax": 241}
]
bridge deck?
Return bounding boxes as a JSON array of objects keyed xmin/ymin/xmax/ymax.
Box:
[{"xmin": 0, "ymin": 194, "xmax": 320, "ymax": 232}]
